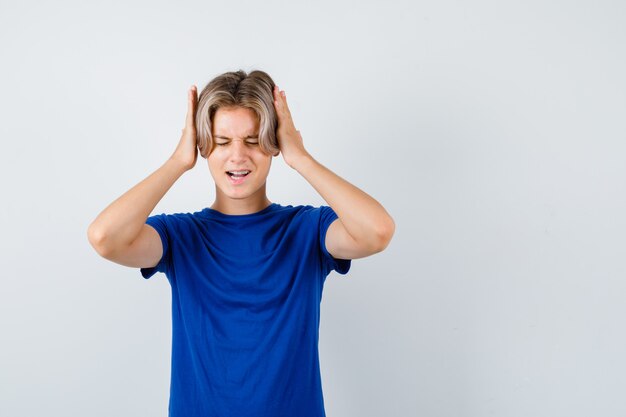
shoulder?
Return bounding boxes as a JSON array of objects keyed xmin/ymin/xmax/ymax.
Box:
[
  {"xmin": 279, "ymin": 204, "xmax": 336, "ymax": 222},
  {"xmin": 146, "ymin": 210, "xmax": 201, "ymax": 232}
]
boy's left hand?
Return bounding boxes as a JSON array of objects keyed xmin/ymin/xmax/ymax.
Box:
[{"xmin": 273, "ymin": 85, "xmax": 311, "ymax": 169}]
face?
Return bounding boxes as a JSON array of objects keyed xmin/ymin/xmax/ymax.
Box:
[{"xmin": 207, "ymin": 106, "xmax": 273, "ymax": 208}]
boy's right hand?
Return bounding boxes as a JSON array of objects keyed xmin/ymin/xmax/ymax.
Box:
[{"xmin": 170, "ymin": 85, "xmax": 199, "ymax": 171}]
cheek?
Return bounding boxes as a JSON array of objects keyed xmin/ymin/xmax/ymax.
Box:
[
  {"xmin": 256, "ymin": 157, "xmax": 272, "ymax": 172},
  {"xmin": 207, "ymin": 157, "xmax": 221, "ymax": 176}
]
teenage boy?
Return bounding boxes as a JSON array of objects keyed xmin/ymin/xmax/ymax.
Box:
[{"xmin": 87, "ymin": 69, "xmax": 395, "ymax": 417}]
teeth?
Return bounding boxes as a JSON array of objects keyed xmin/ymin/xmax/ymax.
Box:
[{"xmin": 229, "ymin": 170, "xmax": 250, "ymax": 175}]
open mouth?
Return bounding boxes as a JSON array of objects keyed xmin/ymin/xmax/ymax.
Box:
[
  {"xmin": 226, "ymin": 170, "xmax": 251, "ymax": 184},
  {"xmin": 226, "ymin": 170, "xmax": 251, "ymax": 179}
]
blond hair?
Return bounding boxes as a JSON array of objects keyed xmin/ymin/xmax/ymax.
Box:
[{"xmin": 195, "ymin": 69, "xmax": 279, "ymax": 158}]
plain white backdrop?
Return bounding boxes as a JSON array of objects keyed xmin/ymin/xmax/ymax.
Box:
[{"xmin": 1, "ymin": 0, "xmax": 625, "ymax": 416}]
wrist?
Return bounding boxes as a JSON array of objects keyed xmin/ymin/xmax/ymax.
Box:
[
  {"xmin": 166, "ymin": 157, "xmax": 192, "ymax": 174},
  {"xmin": 291, "ymin": 152, "xmax": 316, "ymax": 173}
]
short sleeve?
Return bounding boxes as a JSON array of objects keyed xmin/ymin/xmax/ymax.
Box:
[
  {"xmin": 318, "ymin": 205, "xmax": 351, "ymax": 276},
  {"xmin": 140, "ymin": 213, "xmax": 171, "ymax": 279}
]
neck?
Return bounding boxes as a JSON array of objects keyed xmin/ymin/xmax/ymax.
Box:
[{"xmin": 210, "ymin": 189, "xmax": 272, "ymax": 215}]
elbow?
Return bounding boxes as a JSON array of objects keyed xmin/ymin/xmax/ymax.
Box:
[
  {"xmin": 87, "ymin": 223, "xmax": 111, "ymax": 257},
  {"xmin": 372, "ymin": 215, "xmax": 395, "ymax": 253}
]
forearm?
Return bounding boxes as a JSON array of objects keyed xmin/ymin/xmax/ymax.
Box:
[
  {"xmin": 87, "ymin": 158, "xmax": 187, "ymax": 252},
  {"xmin": 293, "ymin": 154, "xmax": 395, "ymax": 246}
]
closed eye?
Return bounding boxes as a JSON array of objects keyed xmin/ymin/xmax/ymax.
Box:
[{"xmin": 215, "ymin": 141, "xmax": 259, "ymax": 146}]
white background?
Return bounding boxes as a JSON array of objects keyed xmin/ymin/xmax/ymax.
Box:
[{"xmin": 1, "ymin": 0, "xmax": 625, "ymax": 416}]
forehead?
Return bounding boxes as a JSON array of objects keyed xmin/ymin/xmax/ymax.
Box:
[{"xmin": 212, "ymin": 106, "xmax": 259, "ymax": 136}]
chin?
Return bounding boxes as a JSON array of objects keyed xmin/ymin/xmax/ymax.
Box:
[{"xmin": 220, "ymin": 182, "xmax": 266, "ymax": 200}]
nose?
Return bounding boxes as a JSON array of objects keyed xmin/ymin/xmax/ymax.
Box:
[{"xmin": 228, "ymin": 139, "xmax": 250, "ymax": 163}]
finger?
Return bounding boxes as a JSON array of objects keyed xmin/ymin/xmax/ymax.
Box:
[
  {"xmin": 273, "ymin": 86, "xmax": 286, "ymax": 119},
  {"xmin": 186, "ymin": 85, "xmax": 196, "ymax": 127},
  {"xmin": 273, "ymin": 85, "xmax": 283, "ymax": 110},
  {"xmin": 273, "ymin": 86, "xmax": 292, "ymax": 120},
  {"xmin": 278, "ymin": 89, "xmax": 291, "ymax": 116}
]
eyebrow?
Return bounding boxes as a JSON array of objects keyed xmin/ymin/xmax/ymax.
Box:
[{"xmin": 214, "ymin": 134, "xmax": 258, "ymax": 140}]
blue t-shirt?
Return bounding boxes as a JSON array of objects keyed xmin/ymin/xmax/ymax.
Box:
[{"xmin": 140, "ymin": 203, "xmax": 351, "ymax": 417}]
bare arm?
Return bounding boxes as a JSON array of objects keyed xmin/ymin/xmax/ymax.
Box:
[
  {"xmin": 87, "ymin": 159, "xmax": 187, "ymax": 254},
  {"xmin": 293, "ymin": 156, "xmax": 394, "ymax": 258},
  {"xmin": 87, "ymin": 85, "xmax": 199, "ymax": 264},
  {"xmin": 272, "ymin": 86, "xmax": 395, "ymax": 259}
]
